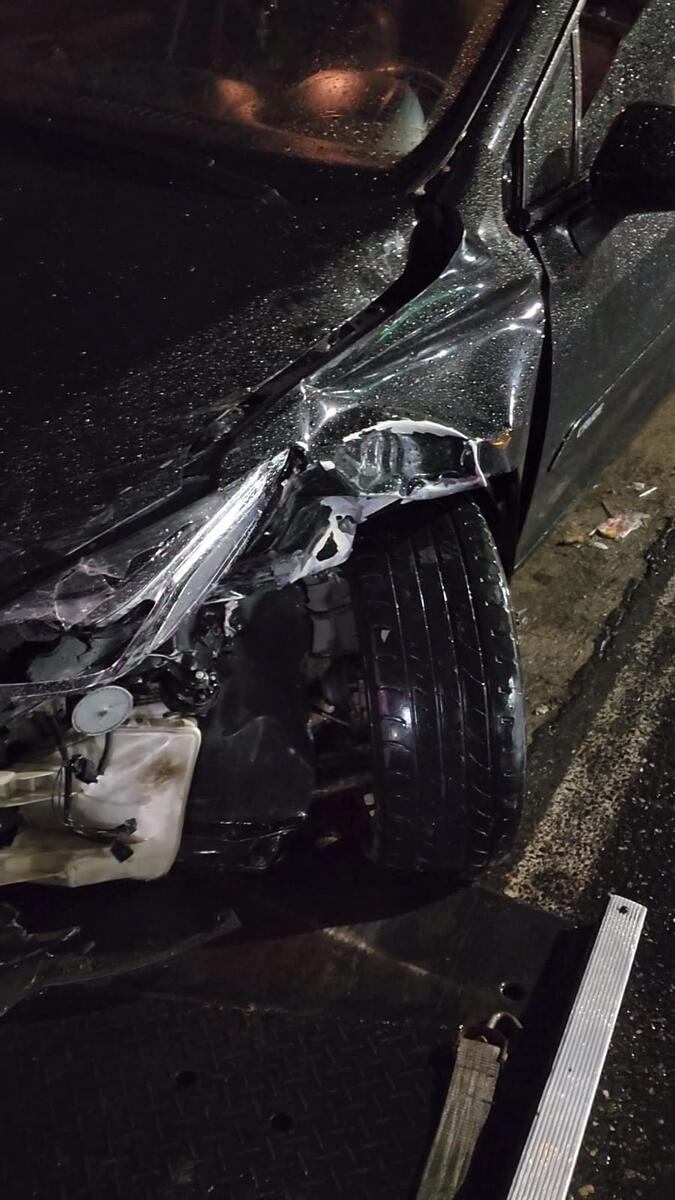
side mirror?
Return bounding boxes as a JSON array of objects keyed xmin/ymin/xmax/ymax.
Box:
[{"xmin": 592, "ymin": 102, "xmax": 675, "ymax": 213}]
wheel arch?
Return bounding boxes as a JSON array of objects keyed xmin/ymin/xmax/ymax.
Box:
[{"xmin": 351, "ymin": 475, "xmax": 522, "ymax": 580}]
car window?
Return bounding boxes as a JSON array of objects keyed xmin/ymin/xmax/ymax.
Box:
[
  {"xmin": 522, "ymin": 37, "xmax": 578, "ymax": 208},
  {"xmin": 579, "ymin": 0, "xmax": 675, "ymax": 169},
  {"xmin": 578, "ymin": 1, "xmax": 649, "ymax": 114},
  {"xmin": 0, "ymin": 0, "xmax": 512, "ymax": 170},
  {"xmin": 521, "ymin": 0, "xmax": 673, "ymax": 210}
]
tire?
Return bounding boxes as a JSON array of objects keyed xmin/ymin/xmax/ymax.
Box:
[{"xmin": 347, "ymin": 496, "xmax": 525, "ymax": 875}]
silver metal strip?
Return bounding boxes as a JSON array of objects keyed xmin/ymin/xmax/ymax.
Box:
[
  {"xmin": 507, "ymin": 894, "xmax": 646, "ymax": 1200},
  {"xmin": 520, "ymin": 0, "xmax": 585, "ymax": 201},
  {"xmin": 570, "ymin": 21, "xmax": 583, "ymax": 179}
]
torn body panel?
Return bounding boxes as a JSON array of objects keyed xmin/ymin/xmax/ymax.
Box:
[
  {"xmin": 0, "ymin": 452, "xmax": 292, "ymax": 697},
  {"xmin": 217, "ymin": 230, "xmax": 545, "ymax": 491}
]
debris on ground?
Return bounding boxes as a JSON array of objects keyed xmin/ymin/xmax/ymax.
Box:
[
  {"xmin": 558, "ymin": 526, "xmax": 589, "ymax": 546},
  {"xmin": 632, "ymin": 482, "xmax": 658, "ymax": 498},
  {"xmin": 559, "ymin": 502, "xmax": 656, "ymax": 547},
  {"xmin": 578, "ymin": 1186, "xmax": 596, "ymax": 1198},
  {"xmin": 595, "ymin": 512, "xmax": 650, "ymax": 540}
]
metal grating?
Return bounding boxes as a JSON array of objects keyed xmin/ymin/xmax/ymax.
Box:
[{"xmin": 0, "ymin": 1000, "xmax": 454, "ymax": 1200}]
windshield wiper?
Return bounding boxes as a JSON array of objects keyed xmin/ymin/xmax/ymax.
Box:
[{"xmin": 0, "ymin": 101, "xmax": 290, "ymax": 207}]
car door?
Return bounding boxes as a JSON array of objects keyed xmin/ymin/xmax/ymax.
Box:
[{"xmin": 517, "ymin": 0, "xmax": 675, "ymax": 558}]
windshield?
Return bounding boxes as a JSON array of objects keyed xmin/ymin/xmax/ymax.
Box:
[{"xmin": 0, "ymin": 2, "xmax": 510, "ymax": 169}]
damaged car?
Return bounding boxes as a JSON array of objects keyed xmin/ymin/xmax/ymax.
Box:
[{"xmin": 0, "ymin": 0, "xmax": 674, "ymax": 886}]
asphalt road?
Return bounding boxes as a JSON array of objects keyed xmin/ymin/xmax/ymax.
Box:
[{"xmin": 497, "ymin": 519, "xmax": 675, "ymax": 1200}]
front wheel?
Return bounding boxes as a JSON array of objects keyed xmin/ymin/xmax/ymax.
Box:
[{"xmin": 347, "ymin": 496, "xmax": 525, "ymax": 875}]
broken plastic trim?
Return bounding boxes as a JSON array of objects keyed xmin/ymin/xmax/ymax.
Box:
[{"xmin": 0, "ymin": 452, "xmax": 292, "ymax": 699}]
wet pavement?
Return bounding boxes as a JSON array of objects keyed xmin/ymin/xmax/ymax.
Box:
[{"xmin": 500, "ymin": 517, "xmax": 675, "ymax": 1200}]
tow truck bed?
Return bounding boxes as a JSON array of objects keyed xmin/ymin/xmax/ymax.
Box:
[{"xmin": 0, "ymin": 860, "xmax": 642, "ymax": 1200}]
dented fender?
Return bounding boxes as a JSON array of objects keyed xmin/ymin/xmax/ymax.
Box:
[{"xmin": 214, "ymin": 226, "xmax": 546, "ymax": 585}]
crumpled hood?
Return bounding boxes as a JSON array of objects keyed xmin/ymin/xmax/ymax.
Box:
[{"xmin": 0, "ymin": 133, "xmax": 410, "ymax": 602}]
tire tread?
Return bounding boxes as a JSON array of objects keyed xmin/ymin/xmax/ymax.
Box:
[{"xmin": 348, "ymin": 497, "xmax": 525, "ymax": 873}]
